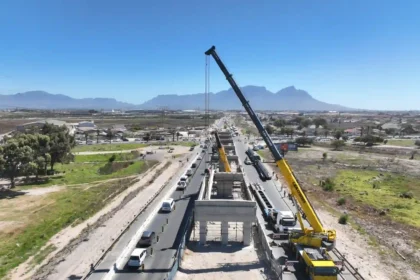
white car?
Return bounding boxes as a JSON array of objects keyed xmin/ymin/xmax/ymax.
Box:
[
  {"xmin": 197, "ymin": 156, "xmax": 202, "ymax": 160},
  {"xmin": 177, "ymin": 181, "xmax": 187, "ymax": 190},
  {"xmin": 161, "ymin": 198, "xmax": 175, "ymax": 212},
  {"xmin": 128, "ymin": 248, "xmax": 147, "ymax": 268}
]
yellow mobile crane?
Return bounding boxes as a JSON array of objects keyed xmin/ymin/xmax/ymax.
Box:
[
  {"xmin": 205, "ymin": 46, "xmax": 339, "ymax": 280},
  {"xmin": 213, "ymin": 131, "xmax": 232, "ymax": 172}
]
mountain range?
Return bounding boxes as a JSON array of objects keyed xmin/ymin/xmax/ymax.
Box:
[{"xmin": 0, "ymin": 86, "xmax": 351, "ymax": 111}]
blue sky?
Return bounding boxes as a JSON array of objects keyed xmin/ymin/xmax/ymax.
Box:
[{"xmin": 1, "ymin": 0, "xmax": 419, "ymax": 110}]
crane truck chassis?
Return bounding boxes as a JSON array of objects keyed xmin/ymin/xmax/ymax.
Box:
[{"xmin": 205, "ymin": 45, "xmax": 340, "ymax": 280}]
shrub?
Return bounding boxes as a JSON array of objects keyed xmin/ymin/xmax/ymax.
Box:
[
  {"xmin": 321, "ymin": 178, "xmax": 335, "ymax": 191},
  {"xmin": 331, "ymin": 140, "xmax": 345, "ymax": 150},
  {"xmin": 338, "ymin": 214, "xmax": 349, "ymax": 225},
  {"xmin": 399, "ymin": 191, "xmax": 414, "ymax": 199},
  {"xmin": 322, "ymin": 152, "xmax": 328, "ymax": 161},
  {"xmin": 337, "ymin": 197, "xmax": 346, "ymax": 206},
  {"xmin": 108, "ymin": 154, "xmax": 117, "ymax": 163}
]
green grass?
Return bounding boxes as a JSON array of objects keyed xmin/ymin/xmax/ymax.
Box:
[
  {"xmin": 333, "ymin": 170, "xmax": 420, "ymax": 227},
  {"xmin": 73, "ymin": 143, "xmax": 147, "ymax": 152},
  {"xmin": 0, "ymin": 177, "xmax": 138, "ymax": 279},
  {"xmin": 74, "ymin": 152, "xmax": 139, "ymax": 163},
  {"xmin": 72, "ymin": 141, "xmax": 196, "ymax": 153},
  {"xmin": 17, "ymin": 160, "xmax": 157, "ymax": 189},
  {"xmin": 387, "ymin": 139, "xmax": 416, "ymax": 147}
]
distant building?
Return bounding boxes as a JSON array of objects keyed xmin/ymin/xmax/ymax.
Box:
[
  {"xmin": 78, "ymin": 121, "xmax": 97, "ymax": 129},
  {"xmin": 17, "ymin": 119, "xmax": 69, "ymax": 133}
]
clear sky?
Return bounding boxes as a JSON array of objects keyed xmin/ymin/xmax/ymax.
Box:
[{"xmin": 1, "ymin": 0, "xmax": 419, "ymax": 110}]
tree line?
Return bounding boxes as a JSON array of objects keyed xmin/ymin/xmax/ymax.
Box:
[{"xmin": 0, "ymin": 123, "xmax": 75, "ymax": 188}]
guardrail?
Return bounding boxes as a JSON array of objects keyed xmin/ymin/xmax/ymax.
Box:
[{"xmin": 332, "ymin": 248, "xmax": 366, "ymax": 280}]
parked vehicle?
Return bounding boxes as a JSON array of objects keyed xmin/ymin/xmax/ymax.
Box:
[
  {"xmin": 191, "ymin": 163, "xmax": 197, "ymax": 168},
  {"xmin": 161, "ymin": 198, "xmax": 175, "ymax": 212},
  {"xmin": 186, "ymin": 169, "xmax": 193, "ymax": 176},
  {"xmin": 137, "ymin": 231, "xmax": 155, "ymax": 247},
  {"xmin": 128, "ymin": 248, "xmax": 147, "ymax": 268}
]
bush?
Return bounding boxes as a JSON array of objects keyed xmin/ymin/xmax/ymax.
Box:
[
  {"xmin": 331, "ymin": 140, "xmax": 345, "ymax": 150},
  {"xmin": 337, "ymin": 197, "xmax": 346, "ymax": 206},
  {"xmin": 338, "ymin": 214, "xmax": 349, "ymax": 224},
  {"xmin": 321, "ymin": 178, "xmax": 335, "ymax": 191},
  {"xmin": 399, "ymin": 191, "xmax": 414, "ymax": 199},
  {"xmin": 108, "ymin": 154, "xmax": 117, "ymax": 163},
  {"xmin": 322, "ymin": 152, "xmax": 327, "ymax": 161}
]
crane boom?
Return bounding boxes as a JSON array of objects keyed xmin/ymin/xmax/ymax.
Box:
[
  {"xmin": 214, "ymin": 131, "xmax": 232, "ymax": 172},
  {"xmin": 205, "ymin": 46, "xmax": 336, "ymax": 246}
]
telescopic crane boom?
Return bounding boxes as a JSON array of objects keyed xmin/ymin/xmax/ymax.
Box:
[
  {"xmin": 205, "ymin": 46, "xmax": 336, "ymax": 249},
  {"xmin": 214, "ymin": 131, "xmax": 232, "ymax": 172}
]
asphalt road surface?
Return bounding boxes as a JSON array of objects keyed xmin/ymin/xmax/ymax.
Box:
[
  {"xmin": 111, "ymin": 147, "xmax": 210, "ymax": 280},
  {"xmin": 234, "ymin": 136, "xmax": 289, "ymax": 211}
]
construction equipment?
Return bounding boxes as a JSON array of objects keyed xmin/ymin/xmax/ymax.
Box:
[
  {"xmin": 213, "ymin": 131, "xmax": 231, "ymax": 172},
  {"xmin": 205, "ymin": 46, "xmax": 339, "ymax": 279}
]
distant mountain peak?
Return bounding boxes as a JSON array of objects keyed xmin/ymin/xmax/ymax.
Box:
[
  {"xmin": 139, "ymin": 85, "xmax": 351, "ymax": 111},
  {"xmin": 0, "ymin": 86, "xmax": 352, "ymax": 111}
]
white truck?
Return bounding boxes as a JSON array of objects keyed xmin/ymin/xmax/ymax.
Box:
[{"xmin": 265, "ymin": 209, "xmax": 301, "ymax": 239}]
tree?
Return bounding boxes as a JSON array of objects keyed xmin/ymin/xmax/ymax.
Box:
[
  {"xmin": 385, "ymin": 128, "xmax": 397, "ymax": 136},
  {"xmin": 41, "ymin": 124, "xmax": 74, "ymax": 171},
  {"xmin": 295, "ymin": 137, "xmax": 313, "ymax": 147},
  {"xmin": 331, "ymin": 140, "xmax": 345, "ymax": 150},
  {"xmin": 313, "ymin": 118, "xmax": 327, "ymax": 128},
  {"xmin": 176, "ymin": 132, "xmax": 182, "ymax": 141},
  {"xmin": 415, "ymin": 140, "xmax": 420, "ymax": 148},
  {"xmin": 265, "ymin": 124, "xmax": 274, "ymax": 135},
  {"xmin": 0, "ymin": 139, "xmax": 33, "ymax": 188},
  {"xmin": 354, "ymin": 135, "xmax": 384, "ymax": 146},
  {"xmin": 334, "ymin": 129, "xmax": 344, "ymax": 140},
  {"xmin": 314, "ymin": 129, "xmax": 318, "ymax": 136},
  {"xmin": 273, "ymin": 119, "xmax": 286, "ymax": 128},
  {"xmin": 301, "ymin": 119, "xmax": 312, "ymax": 128},
  {"xmin": 106, "ymin": 129, "xmax": 114, "ymax": 143},
  {"xmin": 84, "ymin": 132, "xmax": 89, "ymax": 144},
  {"xmin": 169, "ymin": 129, "xmax": 176, "ymax": 142},
  {"xmin": 324, "ymin": 129, "xmax": 330, "ymax": 137},
  {"xmin": 342, "ymin": 135, "xmax": 349, "ymax": 142},
  {"xmin": 96, "ymin": 129, "xmax": 100, "ymax": 144}
]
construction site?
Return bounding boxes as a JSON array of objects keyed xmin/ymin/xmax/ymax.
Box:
[{"xmin": 1, "ymin": 44, "xmax": 419, "ymax": 280}]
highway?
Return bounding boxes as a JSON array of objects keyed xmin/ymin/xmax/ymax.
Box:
[
  {"xmin": 110, "ymin": 146, "xmax": 209, "ymax": 280},
  {"xmin": 234, "ymin": 136, "xmax": 290, "ymax": 212}
]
